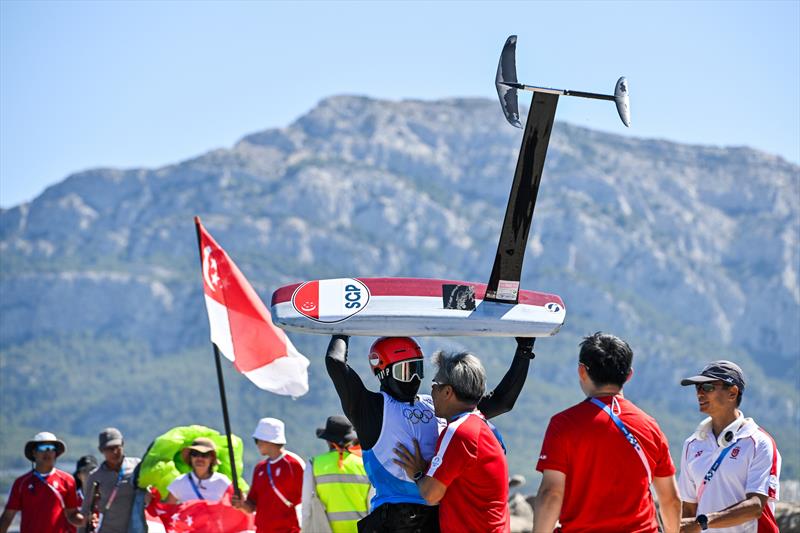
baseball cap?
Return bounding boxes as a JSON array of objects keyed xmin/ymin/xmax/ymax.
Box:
[
  {"xmin": 73, "ymin": 455, "xmax": 98, "ymax": 478},
  {"xmin": 680, "ymin": 360, "xmax": 746, "ymax": 390},
  {"xmin": 252, "ymin": 417, "xmax": 286, "ymax": 445},
  {"xmin": 98, "ymin": 427, "xmax": 124, "ymax": 449}
]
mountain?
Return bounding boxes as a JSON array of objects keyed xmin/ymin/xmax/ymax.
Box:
[{"xmin": 1, "ymin": 95, "xmax": 798, "ymax": 489}]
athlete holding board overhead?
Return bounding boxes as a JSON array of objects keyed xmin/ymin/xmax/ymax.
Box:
[
  {"xmin": 268, "ymin": 35, "xmax": 631, "ymax": 533},
  {"xmin": 325, "ymin": 334, "xmax": 535, "ymax": 533}
]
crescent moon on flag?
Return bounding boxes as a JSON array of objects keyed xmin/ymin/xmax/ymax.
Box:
[{"xmin": 202, "ymin": 245, "xmax": 216, "ymax": 292}]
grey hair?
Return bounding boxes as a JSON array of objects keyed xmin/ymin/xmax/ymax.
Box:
[{"xmin": 432, "ymin": 351, "xmax": 486, "ymax": 403}]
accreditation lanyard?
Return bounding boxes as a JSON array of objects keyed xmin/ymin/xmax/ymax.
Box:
[
  {"xmin": 104, "ymin": 464, "xmax": 126, "ymax": 511},
  {"xmin": 588, "ymin": 397, "xmax": 652, "ymax": 484},
  {"xmin": 266, "ymin": 460, "xmax": 293, "ymax": 508},
  {"xmin": 450, "ymin": 410, "xmax": 507, "ymax": 454},
  {"xmin": 696, "ymin": 442, "xmax": 737, "ymax": 503},
  {"xmin": 187, "ymin": 473, "xmax": 205, "ymax": 500},
  {"xmin": 32, "ymin": 470, "xmax": 66, "ymax": 510}
]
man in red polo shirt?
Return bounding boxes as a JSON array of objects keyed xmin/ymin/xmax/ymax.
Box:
[
  {"xmin": 533, "ymin": 332, "xmax": 681, "ymax": 533},
  {"xmin": 0, "ymin": 432, "xmax": 85, "ymax": 533},
  {"xmin": 394, "ymin": 350, "xmax": 509, "ymax": 533},
  {"xmin": 232, "ymin": 417, "xmax": 305, "ymax": 533}
]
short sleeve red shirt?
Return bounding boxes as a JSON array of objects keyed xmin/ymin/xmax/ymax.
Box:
[
  {"xmin": 247, "ymin": 451, "xmax": 305, "ymax": 533},
  {"xmin": 536, "ymin": 396, "xmax": 675, "ymax": 533},
  {"xmin": 6, "ymin": 469, "xmax": 79, "ymax": 533},
  {"xmin": 427, "ymin": 411, "xmax": 509, "ymax": 533}
]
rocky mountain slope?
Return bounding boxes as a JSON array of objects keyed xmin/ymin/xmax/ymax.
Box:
[{"xmin": 1, "ymin": 95, "xmax": 797, "ymax": 481}]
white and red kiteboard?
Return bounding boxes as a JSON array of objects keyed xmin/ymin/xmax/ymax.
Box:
[{"xmin": 271, "ymin": 277, "xmax": 565, "ymax": 337}]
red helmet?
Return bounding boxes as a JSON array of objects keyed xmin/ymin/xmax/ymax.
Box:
[{"xmin": 369, "ymin": 337, "xmax": 423, "ymax": 375}]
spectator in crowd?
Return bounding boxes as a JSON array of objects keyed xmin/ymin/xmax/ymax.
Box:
[
  {"xmin": 393, "ymin": 350, "xmax": 510, "ymax": 533},
  {"xmin": 678, "ymin": 361, "xmax": 781, "ymax": 533},
  {"xmin": 73, "ymin": 455, "xmax": 98, "ymax": 503},
  {"xmin": 326, "ymin": 335, "xmax": 536, "ymax": 532},
  {"xmin": 232, "ymin": 417, "xmax": 305, "ymax": 533},
  {"xmin": 77, "ymin": 427, "xmax": 142, "ymax": 533},
  {"xmin": 0, "ymin": 432, "xmax": 85, "ymax": 533},
  {"xmin": 533, "ymin": 332, "xmax": 681, "ymax": 533},
  {"xmin": 302, "ymin": 415, "xmax": 371, "ymax": 533},
  {"xmin": 165, "ymin": 437, "xmax": 232, "ymax": 503}
]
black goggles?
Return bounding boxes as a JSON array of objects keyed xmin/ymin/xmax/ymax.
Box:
[{"xmin": 391, "ymin": 358, "xmax": 424, "ymax": 382}]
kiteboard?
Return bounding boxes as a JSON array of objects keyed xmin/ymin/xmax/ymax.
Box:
[
  {"xmin": 270, "ymin": 35, "xmax": 628, "ymax": 338},
  {"xmin": 271, "ymin": 277, "xmax": 565, "ymax": 337}
]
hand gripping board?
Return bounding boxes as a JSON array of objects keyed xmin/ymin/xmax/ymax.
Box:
[{"xmin": 270, "ymin": 277, "xmax": 565, "ymax": 337}]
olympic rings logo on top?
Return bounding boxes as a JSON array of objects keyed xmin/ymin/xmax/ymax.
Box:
[{"xmin": 403, "ymin": 407, "xmax": 434, "ymax": 424}]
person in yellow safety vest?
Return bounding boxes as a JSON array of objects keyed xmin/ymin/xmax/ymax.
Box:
[{"xmin": 302, "ymin": 416, "xmax": 372, "ymax": 533}]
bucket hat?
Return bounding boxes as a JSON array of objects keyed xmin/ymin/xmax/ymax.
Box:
[{"xmin": 252, "ymin": 418, "xmax": 286, "ymax": 445}]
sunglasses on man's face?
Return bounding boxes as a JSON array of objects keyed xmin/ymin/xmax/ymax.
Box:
[
  {"xmin": 190, "ymin": 450, "xmax": 212, "ymax": 458},
  {"xmin": 36, "ymin": 444, "xmax": 57, "ymax": 452},
  {"xmin": 695, "ymin": 382, "xmax": 727, "ymax": 393}
]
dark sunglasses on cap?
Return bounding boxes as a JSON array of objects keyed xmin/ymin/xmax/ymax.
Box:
[
  {"xmin": 391, "ymin": 358, "xmax": 424, "ymax": 382},
  {"xmin": 190, "ymin": 450, "xmax": 212, "ymax": 458},
  {"xmin": 695, "ymin": 382, "xmax": 729, "ymax": 392},
  {"xmin": 36, "ymin": 444, "xmax": 57, "ymax": 452}
]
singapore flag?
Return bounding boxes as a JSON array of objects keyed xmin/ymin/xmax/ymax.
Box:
[{"xmin": 195, "ymin": 217, "xmax": 309, "ymax": 397}]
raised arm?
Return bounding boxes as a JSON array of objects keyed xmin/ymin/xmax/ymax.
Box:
[
  {"xmin": 325, "ymin": 335, "xmax": 384, "ymax": 449},
  {"xmin": 478, "ymin": 337, "xmax": 535, "ymax": 419}
]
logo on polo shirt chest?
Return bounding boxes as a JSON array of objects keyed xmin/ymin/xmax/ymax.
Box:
[
  {"xmin": 731, "ymin": 447, "xmax": 740, "ymax": 459},
  {"xmin": 694, "ymin": 450, "xmax": 703, "ymax": 458}
]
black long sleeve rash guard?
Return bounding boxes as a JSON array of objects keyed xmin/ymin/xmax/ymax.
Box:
[{"xmin": 325, "ymin": 335, "xmax": 533, "ymax": 450}]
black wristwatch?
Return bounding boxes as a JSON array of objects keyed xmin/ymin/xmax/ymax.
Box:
[
  {"xmin": 695, "ymin": 514, "xmax": 708, "ymax": 531},
  {"xmin": 412, "ymin": 471, "xmax": 424, "ymax": 482}
]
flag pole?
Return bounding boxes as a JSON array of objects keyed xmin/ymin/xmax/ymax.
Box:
[
  {"xmin": 212, "ymin": 343, "xmax": 240, "ymax": 497},
  {"xmin": 194, "ymin": 217, "xmax": 240, "ymax": 497}
]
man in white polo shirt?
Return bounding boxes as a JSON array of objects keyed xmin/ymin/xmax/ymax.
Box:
[{"xmin": 678, "ymin": 361, "xmax": 781, "ymax": 533}]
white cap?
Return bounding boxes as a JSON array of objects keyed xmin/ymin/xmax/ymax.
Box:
[{"xmin": 252, "ymin": 417, "xmax": 286, "ymax": 445}]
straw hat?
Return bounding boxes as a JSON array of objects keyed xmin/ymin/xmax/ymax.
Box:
[{"xmin": 180, "ymin": 437, "xmax": 220, "ymax": 466}]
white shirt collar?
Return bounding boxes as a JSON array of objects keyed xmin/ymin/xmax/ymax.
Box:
[{"xmin": 692, "ymin": 411, "xmax": 758, "ymax": 447}]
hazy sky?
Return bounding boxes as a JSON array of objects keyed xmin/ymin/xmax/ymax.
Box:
[{"xmin": 1, "ymin": 1, "xmax": 798, "ymax": 208}]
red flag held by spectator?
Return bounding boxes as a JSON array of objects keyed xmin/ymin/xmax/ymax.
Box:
[{"xmin": 146, "ymin": 487, "xmax": 254, "ymax": 533}]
